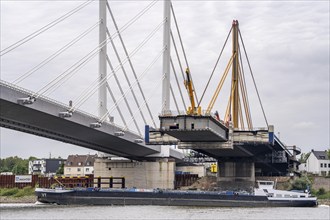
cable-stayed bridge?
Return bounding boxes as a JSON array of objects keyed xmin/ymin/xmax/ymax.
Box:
[{"xmin": 1, "ymin": 0, "xmax": 300, "ymax": 190}]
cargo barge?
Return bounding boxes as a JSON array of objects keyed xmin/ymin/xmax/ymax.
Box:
[{"xmin": 35, "ymin": 181, "xmax": 317, "ymax": 207}]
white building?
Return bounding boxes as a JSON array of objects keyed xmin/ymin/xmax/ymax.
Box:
[
  {"xmin": 29, "ymin": 159, "xmax": 66, "ymax": 176},
  {"xmin": 305, "ymin": 150, "xmax": 330, "ymax": 176},
  {"xmin": 298, "ymin": 163, "xmax": 307, "ymax": 172},
  {"xmin": 64, "ymin": 154, "xmax": 96, "ymax": 177}
]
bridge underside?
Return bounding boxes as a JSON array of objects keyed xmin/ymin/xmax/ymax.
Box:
[
  {"xmin": 0, "ymin": 98, "xmax": 159, "ymax": 161},
  {"xmin": 195, "ymin": 143, "xmax": 290, "ymax": 175}
]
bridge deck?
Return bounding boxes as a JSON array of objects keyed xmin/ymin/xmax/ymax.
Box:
[{"xmin": 0, "ymin": 82, "xmax": 169, "ymax": 160}]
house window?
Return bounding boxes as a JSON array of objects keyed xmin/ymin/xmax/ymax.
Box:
[
  {"xmin": 328, "ymin": 164, "xmax": 330, "ymax": 168},
  {"xmin": 66, "ymin": 168, "xmax": 71, "ymax": 172},
  {"xmin": 86, "ymin": 168, "xmax": 90, "ymax": 172},
  {"xmin": 325, "ymin": 164, "xmax": 327, "ymax": 168},
  {"xmin": 320, "ymin": 163, "xmax": 323, "ymax": 168},
  {"xmin": 77, "ymin": 168, "xmax": 81, "ymax": 172},
  {"xmin": 78, "ymin": 162, "xmax": 82, "ymax": 166},
  {"xmin": 86, "ymin": 162, "xmax": 90, "ymax": 166}
]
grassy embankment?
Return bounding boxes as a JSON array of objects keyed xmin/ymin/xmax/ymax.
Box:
[
  {"xmin": 0, "ymin": 186, "xmax": 35, "ymax": 197},
  {"xmin": 0, "ymin": 187, "xmax": 37, "ymax": 203}
]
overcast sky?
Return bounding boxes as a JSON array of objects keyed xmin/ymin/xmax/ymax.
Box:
[{"xmin": 0, "ymin": 0, "xmax": 329, "ymax": 159}]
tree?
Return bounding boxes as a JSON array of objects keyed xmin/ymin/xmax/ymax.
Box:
[
  {"xmin": 327, "ymin": 149, "xmax": 330, "ymax": 159},
  {"xmin": 299, "ymin": 152, "xmax": 311, "ymax": 163},
  {"xmin": 0, "ymin": 156, "xmax": 37, "ymax": 174},
  {"xmin": 56, "ymin": 163, "xmax": 64, "ymax": 175}
]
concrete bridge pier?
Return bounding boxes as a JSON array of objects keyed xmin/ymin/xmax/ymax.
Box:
[
  {"xmin": 217, "ymin": 159, "xmax": 255, "ymax": 193},
  {"xmin": 94, "ymin": 157, "xmax": 176, "ymax": 189}
]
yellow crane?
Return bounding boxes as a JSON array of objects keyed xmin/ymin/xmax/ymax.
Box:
[{"xmin": 184, "ymin": 68, "xmax": 201, "ymax": 115}]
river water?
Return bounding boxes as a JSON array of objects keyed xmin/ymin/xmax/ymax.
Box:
[{"xmin": 1, "ymin": 203, "xmax": 329, "ymax": 220}]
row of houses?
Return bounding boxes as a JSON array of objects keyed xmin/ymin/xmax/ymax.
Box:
[
  {"xmin": 28, "ymin": 150, "xmax": 329, "ymax": 177},
  {"xmin": 29, "ymin": 154, "xmax": 97, "ymax": 176}
]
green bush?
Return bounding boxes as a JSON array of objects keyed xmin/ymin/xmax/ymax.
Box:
[
  {"xmin": 317, "ymin": 188, "xmax": 326, "ymax": 196},
  {"xmin": 0, "ymin": 187, "xmax": 35, "ymax": 197},
  {"xmin": 291, "ymin": 177, "xmax": 311, "ymax": 190},
  {"xmin": 317, "ymin": 191, "xmax": 330, "ymax": 199},
  {"xmin": 14, "ymin": 186, "xmax": 35, "ymax": 197},
  {"xmin": 0, "ymin": 188, "xmax": 19, "ymax": 196}
]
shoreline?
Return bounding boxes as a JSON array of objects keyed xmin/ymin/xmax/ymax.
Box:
[
  {"xmin": 0, "ymin": 196, "xmax": 37, "ymax": 204},
  {"xmin": 0, "ymin": 196, "xmax": 329, "ymax": 206}
]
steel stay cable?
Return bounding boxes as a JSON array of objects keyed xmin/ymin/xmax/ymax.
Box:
[
  {"xmin": 99, "ymin": 47, "xmax": 165, "ymax": 123},
  {"xmin": 107, "ymin": 0, "xmax": 158, "ymax": 129},
  {"xmin": 238, "ymin": 97, "xmax": 245, "ymax": 129},
  {"xmin": 170, "ymin": 31, "xmax": 186, "ymax": 86},
  {"xmin": 1, "ymin": 0, "xmax": 94, "ymax": 56},
  {"xmin": 106, "ymin": 28, "xmax": 147, "ymax": 126},
  {"xmin": 122, "ymin": 74, "xmax": 165, "ymax": 133},
  {"xmin": 225, "ymin": 81, "xmax": 237, "ymax": 123},
  {"xmin": 70, "ymin": 19, "xmax": 165, "ymax": 113},
  {"xmin": 238, "ymin": 44, "xmax": 253, "ymax": 129},
  {"xmin": 170, "ymin": 57, "xmax": 187, "ymax": 110},
  {"xmin": 170, "ymin": 84, "xmax": 180, "ymax": 113},
  {"xmin": 98, "ymin": 47, "xmax": 165, "ymax": 123},
  {"xmin": 238, "ymin": 68, "xmax": 252, "ymax": 129},
  {"xmin": 238, "ymin": 29, "xmax": 268, "ymax": 127},
  {"xmin": 33, "ymin": 47, "xmax": 101, "ymax": 98},
  {"xmin": 33, "ymin": 35, "xmax": 110, "ymax": 98},
  {"xmin": 170, "ymin": 3, "xmax": 198, "ymax": 104},
  {"xmin": 198, "ymin": 27, "xmax": 233, "ymax": 108},
  {"xmin": 105, "ymin": 82, "xmax": 128, "ymax": 128},
  {"xmin": 13, "ymin": 20, "xmax": 101, "ymax": 84},
  {"xmin": 44, "ymin": 49, "xmax": 99, "ymax": 97},
  {"xmin": 206, "ymin": 53, "xmax": 236, "ymax": 114},
  {"xmin": 238, "ymin": 60, "xmax": 253, "ymax": 129},
  {"xmin": 31, "ymin": 0, "xmax": 158, "ymax": 101},
  {"xmin": 105, "ymin": 54, "xmax": 141, "ymax": 134}
]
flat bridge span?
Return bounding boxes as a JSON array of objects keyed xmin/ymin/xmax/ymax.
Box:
[{"xmin": 0, "ymin": 81, "xmax": 183, "ymax": 160}]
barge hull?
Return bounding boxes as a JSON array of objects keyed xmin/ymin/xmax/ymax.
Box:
[{"xmin": 36, "ymin": 190, "xmax": 317, "ymax": 207}]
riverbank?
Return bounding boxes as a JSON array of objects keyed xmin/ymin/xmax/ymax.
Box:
[{"xmin": 0, "ymin": 195, "xmax": 37, "ymax": 203}]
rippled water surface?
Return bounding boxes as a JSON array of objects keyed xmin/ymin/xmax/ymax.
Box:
[{"xmin": 1, "ymin": 203, "xmax": 329, "ymax": 220}]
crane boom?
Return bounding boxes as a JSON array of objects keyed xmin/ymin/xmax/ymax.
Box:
[{"xmin": 185, "ymin": 68, "xmax": 201, "ymax": 115}]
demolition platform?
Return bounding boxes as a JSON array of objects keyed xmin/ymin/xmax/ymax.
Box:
[{"xmin": 159, "ymin": 115, "xmax": 228, "ymax": 142}]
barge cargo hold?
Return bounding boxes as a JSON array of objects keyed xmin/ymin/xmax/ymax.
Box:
[{"xmin": 35, "ymin": 181, "xmax": 317, "ymax": 207}]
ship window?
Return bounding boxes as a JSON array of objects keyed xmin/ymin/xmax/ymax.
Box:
[
  {"xmin": 284, "ymin": 195, "xmax": 290, "ymax": 198},
  {"xmin": 300, "ymin": 195, "xmax": 305, "ymax": 198},
  {"xmin": 276, "ymin": 194, "xmax": 282, "ymax": 197},
  {"xmin": 292, "ymin": 195, "xmax": 298, "ymax": 198}
]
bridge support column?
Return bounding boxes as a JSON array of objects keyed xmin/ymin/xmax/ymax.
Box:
[
  {"xmin": 98, "ymin": 0, "xmax": 108, "ymax": 119},
  {"xmin": 94, "ymin": 158, "xmax": 175, "ymax": 189},
  {"xmin": 217, "ymin": 160, "xmax": 255, "ymax": 193}
]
